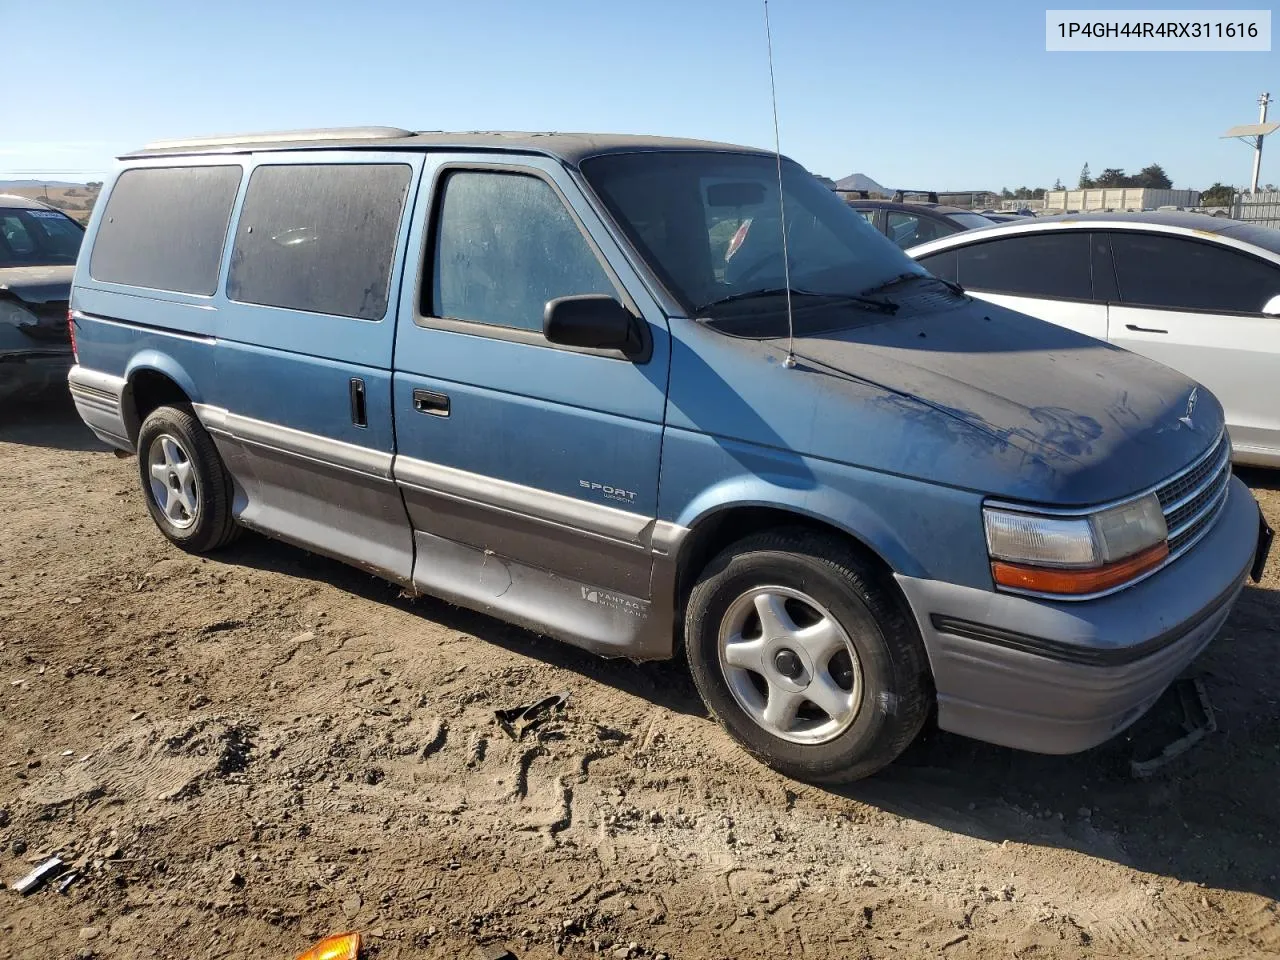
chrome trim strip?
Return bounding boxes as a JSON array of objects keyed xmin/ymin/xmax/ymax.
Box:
[
  {"xmin": 191, "ymin": 404, "xmax": 394, "ymax": 481},
  {"xmin": 67, "ymin": 364, "xmax": 127, "ymax": 401},
  {"xmin": 69, "ymin": 382, "xmax": 116, "ymax": 404},
  {"xmin": 395, "ymin": 455, "xmax": 658, "ymax": 549},
  {"xmin": 188, "ymin": 406, "xmax": 690, "ymax": 554},
  {"xmin": 985, "ymin": 429, "xmax": 1227, "ymax": 518},
  {"xmin": 192, "ymin": 403, "xmax": 227, "ymax": 433}
]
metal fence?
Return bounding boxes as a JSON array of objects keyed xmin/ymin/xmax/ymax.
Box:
[{"xmin": 1232, "ymin": 192, "xmax": 1280, "ymax": 228}]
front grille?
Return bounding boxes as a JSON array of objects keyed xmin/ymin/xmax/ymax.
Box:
[{"xmin": 1155, "ymin": 432, "xmax": 1232, "ymax": 556}]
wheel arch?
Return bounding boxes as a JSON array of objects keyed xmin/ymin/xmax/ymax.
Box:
[
  {"xmin": 670, "ymin": 498, "xmax": 924, "ymax": 630},
  {"xmin": 122, "ymin": 352, "xmax": 201, "ymax": 445}
]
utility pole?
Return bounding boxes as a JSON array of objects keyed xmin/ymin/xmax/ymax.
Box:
[
  {"xmin": 1222, "ymin": 92, "xmax": 1278, "ymax": 196},
  {"xmin": 1251, "ymin": 92, "xmax": 1271, "ymax": 194}
]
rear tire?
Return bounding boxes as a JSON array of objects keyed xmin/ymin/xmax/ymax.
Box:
[
  {"xmin": 137, "ymin": 404, "xmax": 240, "ymax": 553},
  {"xmin": 684, "ymin": 528, "xmax": 931, "ymax": 783}
]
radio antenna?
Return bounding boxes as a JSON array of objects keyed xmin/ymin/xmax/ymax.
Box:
[{"xmin": 763, "ymin": 0, "xmax": 796, "ymax": 368}]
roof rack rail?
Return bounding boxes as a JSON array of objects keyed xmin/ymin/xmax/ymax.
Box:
[
  {"xmin": 138, "ymin": 126, "xmax": 415, "ymax": 151},
  {"xmin": 890, "ymin": 189, "xmax": 939, "ymax": 203}
]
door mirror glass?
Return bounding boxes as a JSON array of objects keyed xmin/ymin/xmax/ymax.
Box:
[
  {"xmin": 543, "ymin": 295, "xmax": 636, "ymax": 352},
  {"xmin": 1262, "ymin": 294, "xmax": 1280, "ymax": 316}
]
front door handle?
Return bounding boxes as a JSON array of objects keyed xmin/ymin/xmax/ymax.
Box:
[
  {"xmin": 412, "ymin": 388, "xmax": 450, "ymax": 417},
  {"xmin": 1125, "ymin": 323, "xmax": 1168, "ymax": 334}
]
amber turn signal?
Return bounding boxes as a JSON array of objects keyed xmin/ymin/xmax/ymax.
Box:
[
  {"xmin": 991, "ymin": 541, "xmax": 1169, "ymax": 595},
  {"xmin": 296, "ymin": 932, "xmax": 361, "ymax": 960}
]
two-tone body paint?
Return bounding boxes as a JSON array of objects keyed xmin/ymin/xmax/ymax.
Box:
[{"xmin": 67, "ymin": 139, "xmax": 1265, "ymax": 759}]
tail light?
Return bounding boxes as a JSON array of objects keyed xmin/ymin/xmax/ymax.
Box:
[{"xmin": 68, "ymin": 309, "xmax": 78, "ymax": 362}]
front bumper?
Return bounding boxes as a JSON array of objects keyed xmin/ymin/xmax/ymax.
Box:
[{"xmin": 895, "ymin": 475, "xmax": 1263, "ymax": 754}]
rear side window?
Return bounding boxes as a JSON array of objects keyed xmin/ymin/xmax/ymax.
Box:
[
  {"xmin": 90, "ymin": 166, "xmax": 242, "ymax": 295},
  {"xmin": 430, "ymin": 170, "xmax": 614, "ymax": 332},
  {"xmin": 953, "ymin": 232, "xmax": 1092, "ymax": 299},
  {"xmin": 227, "ymin": 163, "xmax": 412, "ymax": 320},
  {"xmin": 1109, "ymin": 232, "xmax": 1280, "ymax": 314}
]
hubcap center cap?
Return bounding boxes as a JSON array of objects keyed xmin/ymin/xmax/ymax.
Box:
[{"xmin": 773, "ymin": 649, "xmax": 803, "ymax": 680}]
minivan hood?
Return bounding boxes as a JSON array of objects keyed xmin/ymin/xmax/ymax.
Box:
[{"xmin": 789, "ymin": 298, "xmax": 1221, "ymax": 503}]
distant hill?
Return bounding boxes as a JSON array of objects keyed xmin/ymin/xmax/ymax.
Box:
[
  {"xmin": 0, "ymin": 179, "xmax": 88, "ymax": 190},
  {"xmin": 835, "ymin": 173, "xmax": 886, "ymax": 194},
  {"xmin": 1, "ymin": 182, "xmax": 101, "ymax": 226}
]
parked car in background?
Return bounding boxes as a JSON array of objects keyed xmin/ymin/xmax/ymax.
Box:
[
  {"xmin": 980, "ymin": 209, "xmax": 1037, "ymax": 223},
  {"xmin": 1, "ymin": 195, "xmax": 83, "ymax": 404},
  {"xmin": 908, "ymin": 212, "xmax": 1280, "ymax": 466},
  {"xmin": 844, "ymin": 197, "xmax": 996, "ymax": 248},
  {"xmin": 982, "ymin": 209, "xmax": 1036, "ymax": 221},
  {"xmin": 67, "ymin": 128, "xmax": 1269, "ymax": 783}
]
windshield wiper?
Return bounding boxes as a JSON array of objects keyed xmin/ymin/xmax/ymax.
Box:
[
  {"xmin": 860, "ymin": 271, "xmax": 965, "ymax": 297},
  {"xmin": 696, "ymin": 287, "xmax": 897, "ymax": 314}
]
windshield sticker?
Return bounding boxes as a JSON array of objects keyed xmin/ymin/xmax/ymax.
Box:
[{"xmin": 27, "ymin": 210, "xmax": 69, "ymax": 220}]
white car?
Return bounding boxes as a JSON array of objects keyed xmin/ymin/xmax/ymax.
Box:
[{"xmin": 908, "ymin": 212, "xmax": 1280, "ymax": 467}]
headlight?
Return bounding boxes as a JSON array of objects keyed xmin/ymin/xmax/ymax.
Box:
[{"xmin": 983, "ymin": 494, "xmax": 1168, "ymax": 596}]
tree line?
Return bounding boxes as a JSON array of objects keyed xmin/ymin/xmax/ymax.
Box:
[
  {"xmin": 995, "ymin": 165, "xmax": 1272, "ymax": 208},
  {"xmin": 1077, "ymin": 163, "xmax": 1172, "ymax": 190}
]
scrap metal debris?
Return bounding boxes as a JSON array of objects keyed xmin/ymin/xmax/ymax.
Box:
[
  {"xmin": 494, "ymin": 691, "xmax": 570, "ymax": 740},
  {"xmin": 12, "ymin": 856, "xmax": 65, "ymax": 895},
  {"xmin": 1130, "ymin": 677, "xmax": 1217, "ymax": 778},
  {"xmin": 295, "ymin": 931, "xmax": 361, "ymax": 960}
]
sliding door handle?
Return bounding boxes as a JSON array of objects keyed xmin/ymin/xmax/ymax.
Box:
[
  {"xmin": 1125, "ymin": 323, "xmax": 1168, "ymax": 334},
  {"xmin": 412, "ymin": 388, "xmax": 450, "ymax": 417},
  {"xmin": 349, "ymin": 378, "xmax": 367, "ymax": 427}
]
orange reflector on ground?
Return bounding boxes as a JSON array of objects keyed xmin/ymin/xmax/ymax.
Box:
[
  {"xmin": 992, "ymin": 541, "xmax": 1169, "ymax": 595},
  {"xmin": 296, "ymin": 932, "xmax": 360, "ymax": 960}
]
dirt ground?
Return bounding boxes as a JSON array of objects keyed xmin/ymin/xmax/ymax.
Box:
[{"xmin": 2, "ymin": 395, "xmax": 1278, "ymax": 960}]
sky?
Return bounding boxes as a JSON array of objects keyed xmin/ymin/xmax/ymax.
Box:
[{"xmin": 3, "ymin": 0, "xmax": 1277, "ymax": 191}]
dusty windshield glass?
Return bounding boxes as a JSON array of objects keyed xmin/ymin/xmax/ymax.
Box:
[{"xmin": 581, "ymin": 151, "xmax": 925, "ymax": 330}]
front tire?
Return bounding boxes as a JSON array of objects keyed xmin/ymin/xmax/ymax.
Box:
[
  {"xmin": 685, "ymin": 528, "xmax": 931, "ymax": 783},
  {"xmin": 137, "ymin": 404, "xmax": 240, "ymax": 553}
]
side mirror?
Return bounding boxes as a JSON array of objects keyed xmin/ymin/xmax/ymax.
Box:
[
  {"xmin": 543, "ymin": 295, "xmax": 637, "ymax": 352},
  {"xmin": 1262, "ymin": 294, "xmax": 1280, "ymax": 316}
]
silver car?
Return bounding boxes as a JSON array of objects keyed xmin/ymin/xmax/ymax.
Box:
[{"xmin": 908, "ymin": 212, "xmax": 1280, "ymax": 467}]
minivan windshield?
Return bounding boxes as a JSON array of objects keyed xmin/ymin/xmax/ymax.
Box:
[
  {"xmin": 0, "ymin": 206, "xmax": 84, "ymax": 268},
  {"xmin": 581, "ymin": 151, "xmax": 926, "ymax": 327}
]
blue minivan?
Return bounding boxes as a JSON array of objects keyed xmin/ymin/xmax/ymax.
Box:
[{"xmin": 68, "ymin": 127, "xmax": 1271, "ymax": 782}]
